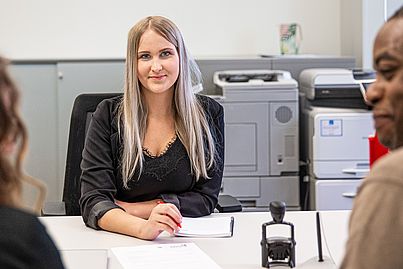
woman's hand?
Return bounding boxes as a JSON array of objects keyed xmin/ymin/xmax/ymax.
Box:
[
  {"xmin": 98, "ymin": 202, "xmax": 182, "ymax": 241},
  {"xmin": 138, "ymin": 202, "xmax": 183, "ymax": 240}
]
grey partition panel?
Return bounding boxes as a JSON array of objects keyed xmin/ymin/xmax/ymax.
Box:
[
  {"xmin": 56, "ymin": 61, "xmax": 125, "ymax": 186},
  {"xmin": 221, "ymin": 102, "xmax": 269, "ymax": 176},
  {"xmin": 10, "ymin": 64, "xmax": 59, "ymax": 201}
]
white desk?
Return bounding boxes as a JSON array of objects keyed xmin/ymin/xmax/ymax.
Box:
[
  {"xmin": 320, "ymin": 210, "xmax": 350, "ymax": 265},
  {"xmin": 40, "ymin": 211, "xmax": 350, "ymax": 269}
]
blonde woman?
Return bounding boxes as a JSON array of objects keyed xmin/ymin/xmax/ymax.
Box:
[
  {"xmin": 80, "ymin": 16, "xmax": 224, "ymax": 240},
  {"xmin": 0, "ymin": 56, "xmax": 64, "ymax": 268}
]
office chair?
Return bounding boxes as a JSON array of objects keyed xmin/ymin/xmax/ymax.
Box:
[
  {"xmin": 43, "ymin": 93, "xmax": 121, "ymax": 216},
  {"xmin": 43, "ymin": 93, "xmax": 241, "ymax": 216}
]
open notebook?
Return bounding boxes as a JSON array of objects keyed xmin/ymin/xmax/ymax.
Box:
[{"xmin": 174, "ymin": 216, "xmax": 234, "ymax": 238}]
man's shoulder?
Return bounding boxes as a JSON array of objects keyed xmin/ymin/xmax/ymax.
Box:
[
  {"xmin": 372, "ymin": 147, "xmax": 403, "ymax": 173},
  {"xmin": 364, "ymin": 147, "xmax": 403, "ymax": 187}
]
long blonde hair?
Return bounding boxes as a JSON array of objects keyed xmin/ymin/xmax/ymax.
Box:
[
  {"xmin": 118, "ymin": 16, "xmax": 217, "ymax": 188},
  {"xmin": 0, "ymin": 56, "xmax": 28, "ymax": 206}
]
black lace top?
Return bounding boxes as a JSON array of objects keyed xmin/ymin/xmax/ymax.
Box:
[{"xmin": 79, "ymin": 95, "xmax": 225, "ymax": 229}]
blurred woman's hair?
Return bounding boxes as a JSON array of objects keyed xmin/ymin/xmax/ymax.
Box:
[{"xmin": 0, "ymin": 56, "xmax": 28, "ymax": 206}]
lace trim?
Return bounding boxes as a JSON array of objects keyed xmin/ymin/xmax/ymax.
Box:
[
  {"xmin": 140, "ymin": 139, "xmax": 188, "ymax": 182},
  {"xmin": 142, "ymin": 134, "xmax": 178, "ymax": 158}
]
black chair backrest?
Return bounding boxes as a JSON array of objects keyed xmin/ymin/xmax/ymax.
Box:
[{"xmin": 63, "ymin": 93, "xmax": 122, "ymax": 215}]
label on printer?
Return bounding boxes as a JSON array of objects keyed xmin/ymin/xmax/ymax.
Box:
[{"xmin": 320, "ymin": 119, "xmax": 342, "ymax": 136}]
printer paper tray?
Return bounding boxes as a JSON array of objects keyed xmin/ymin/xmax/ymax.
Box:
[{"xmin": 313, "ymin": 160, "xmax": 369, "ymax": 179}]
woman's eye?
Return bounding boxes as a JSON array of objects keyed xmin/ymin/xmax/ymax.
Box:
[
  {"xmin": 160, "ymin": 51, "xmax": 172, "ymax": 57},
  {"xmin": 138, "ymin": 54, "xmax": 150, "ymax": 60}
]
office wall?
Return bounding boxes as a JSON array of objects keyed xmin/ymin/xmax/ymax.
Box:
[
  {"xmin": 341, "ymin": 0, "xmax": 401, "ymax": 68},
  {"xmin": 361, "ymin": 0, "xmax": 385, "ymax": 69},
  {"xmin": 340, "ymin": 0, "xmax": 383, "ymax": 69},
  {"xmin": 0, "ymin": 0, "xmax": 341, "ymax": 60},
  {"xmin": 340, "ymin": 0, "xmax": 363, "ymax": 67}
]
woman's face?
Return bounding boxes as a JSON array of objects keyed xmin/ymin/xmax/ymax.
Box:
[{"xmin": 136, "ymin": 29, "xmax": 180, "ymax": 97}]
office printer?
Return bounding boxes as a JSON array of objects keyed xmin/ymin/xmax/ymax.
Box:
[
  {"xmin": 214, "ymin": 70, "xmax": 295, "ymax": 92},
  {"xmin": 213, "ymin": 70, "xmax": 300, "ymax": 210},
  {"xmin": 298, "ymin": 68, "xmax": 375, "ymax": 210},
  {"xmin": 299, "ymin": 68, "xmax": 375, "ymax": 109}
]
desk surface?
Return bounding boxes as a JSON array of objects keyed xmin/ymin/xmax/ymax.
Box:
[{"xmin": 40, "ymin": 210, "xmax": 350, "ymax": 269}]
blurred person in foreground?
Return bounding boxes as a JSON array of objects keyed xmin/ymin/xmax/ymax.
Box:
[
  {"xmin": 0, "ymin": 56, "xmax": 64, "ymax": 269},
  {"xmin": 341, "ymin": 5, "xmax": 403, "ymax": 269}
]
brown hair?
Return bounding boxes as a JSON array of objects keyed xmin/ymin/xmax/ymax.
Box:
[{"xmin": 0, "ymin": 56, "xmax": 28, "ymax": 206}]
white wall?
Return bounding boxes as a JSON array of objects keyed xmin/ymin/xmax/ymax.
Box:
[
  {"xmin": 340, "ymin": 0, "xmax": 363, "ymax": 67},
  {"xmin": 361, "ymin": 0, "xmax": 402, "ymax": 69},
  {"xmin": 386, "ymin": 0, "xmax": 402, "ymax": 18},
  {"xmin": 340, "ymin": 0, "xmax": 395, "ymax": 68},
  {"xmin": 361, "ymin": 0, "xmax": 385, "ymax": 69},
  {"xmin": 0, "ymin": 0, "xmax": 341, "ymax": 60}
]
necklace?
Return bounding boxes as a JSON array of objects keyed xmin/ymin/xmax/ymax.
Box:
[{"xmin": 142, "ymin": 134, "xmax": 178, "ymax": 158}]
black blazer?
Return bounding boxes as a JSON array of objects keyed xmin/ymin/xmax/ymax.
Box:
[{"xmin": 79, "ymin": 94, "xmax": 225, "ymax": 229}]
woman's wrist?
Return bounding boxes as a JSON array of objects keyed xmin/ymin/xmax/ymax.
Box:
[{"xmin": 115, "ymin": 199, "xmax": 164, "ymax": 219}]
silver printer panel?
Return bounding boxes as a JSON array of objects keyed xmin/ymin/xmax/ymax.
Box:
[
  {"xmin": 219, "ymin": 99, "xmax": 299, "ymax": 178},
  {"xmin": 212, "ymin": 70, "xmax": 299, "ymax": 209}
]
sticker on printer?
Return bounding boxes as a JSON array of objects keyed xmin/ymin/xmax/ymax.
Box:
[{"xmin": 320, "ymin": 119, "xmax": 342, "ymax": 136}]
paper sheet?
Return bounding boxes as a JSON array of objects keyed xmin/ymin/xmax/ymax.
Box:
[
  {"xmin": 175, "ymin": 216, "xmax": 234, "ymax": 237},
  {"xmin": 110, "ymin": 243, "xmax": 221, "ymax": 269}
]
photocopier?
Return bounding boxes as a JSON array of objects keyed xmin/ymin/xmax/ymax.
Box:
[
  {"xmin": 299, "ymin": 68, "xmax": 374, "ymax": 109},
  {"xmin": 299, "ymin": 68, "xmax": 375, "ymax": 210},
  {"xmin": 213, "ymin": 70, "xmax": 300, "ymax": 210}
]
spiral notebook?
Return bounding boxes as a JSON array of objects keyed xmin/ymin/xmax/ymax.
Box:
[{"xmin": 174, "ymin": 216, "xmax": 234, "ymax": 238}]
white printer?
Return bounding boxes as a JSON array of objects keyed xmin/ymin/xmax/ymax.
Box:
[
  {"xmin": 213, "ymin": 70, "xmax": 300, "ymax": 210},
  {"xmin": 299, "ymin": 68, "xmax": 375, "ymax": 109},
  {"xmin": 299, "ymin": 69, "xmax": 375, "ymax": 210}
]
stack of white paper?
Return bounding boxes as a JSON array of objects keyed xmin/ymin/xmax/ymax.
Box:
[
  {"xmin": 110, "ymin": 243, "xmax": 221, "ymax": 269},
  {"xmin": 174, "ymin": 216, "xmax": 234, "ymax": 238}
]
